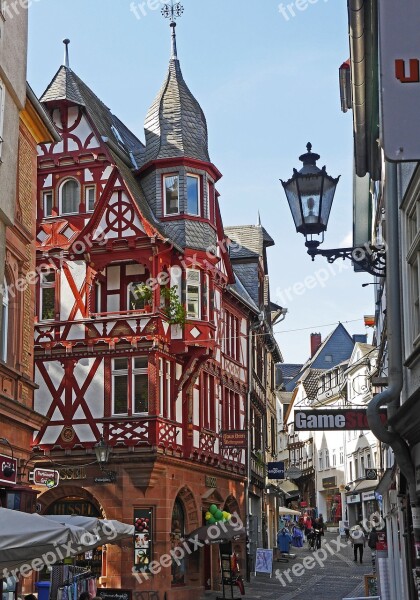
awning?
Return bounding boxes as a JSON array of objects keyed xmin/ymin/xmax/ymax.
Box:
[
  {"xmin": 279, "ymin": 480, "xmax": 299, "ymax": 494},
  {"xmin": 375, "ymin": 467, "xmax": 394, "ymax": 497}
]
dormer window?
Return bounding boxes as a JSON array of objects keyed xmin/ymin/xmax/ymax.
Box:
[
  {"xmin": 164, "ymin": 175, "xmax": 179, "ymax": 215},
  {"xmin": 60, "ymin": 179, "xmax": 80, "ymax": 215},
  {"xmin": 187, "ymin": 175, "xmax": 200, "ymax": 216}
]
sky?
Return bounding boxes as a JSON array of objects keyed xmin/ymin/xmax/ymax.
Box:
[{"xmin": 27, "ymin": 0, "xmax": 375, "ymax": 364}]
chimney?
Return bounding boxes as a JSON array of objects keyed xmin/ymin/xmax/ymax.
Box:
[{"xmin": 310, "ymin": 333, "xmax": 322, "ymax": 357}]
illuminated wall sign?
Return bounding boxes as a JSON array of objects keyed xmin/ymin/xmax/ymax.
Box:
[
  {"xmin": 220, "ymin": 430, "xmax": 247, "ymax": 448},
  {"xmin": 294, "ymin": 409, "xmax": 387, "ymax": 431},
  {"xmin": 379, "ymin": 0, "xmax": 420, "ymax": 160}
]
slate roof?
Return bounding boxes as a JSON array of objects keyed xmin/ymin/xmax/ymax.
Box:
[
  {"xmin": 227, "ymin": 275, "xmax": 259, "ymax": 314},
  {"xmin": 40, "ymin": 66, "xmax": 145, "ymax": 166},
  {"xmin": 225, "ymin": 225, "xmax": 274, "ymax": 257},
  {"xmin": 284, "ymin": 323, "xmax": 356, "ymax": 392},
  {"xmin": 231, "ymin": 263, "xmax": 259, "ymax": 305},
  {"xmin": 144, "ymin": 58, "xmax": 210, "ymax": 164},
  {"xmin": 302, "ymin": 369, "xmax": 324, "ymax": 401},
  {"xmin": 277, "ymin": 363, "xmax": 303, "ymax": 385}
]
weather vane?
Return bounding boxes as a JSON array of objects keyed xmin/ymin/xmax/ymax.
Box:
[
  {"xmin": 162, "ymin": 1, "xmax": 184, "ymax": 59},
  {"xmin": 161, "ymin": 1, "xmax": 184, "ymax": 23}
]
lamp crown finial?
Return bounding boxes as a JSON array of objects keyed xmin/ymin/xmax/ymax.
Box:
[{"xmin": 307, "ymin": 142, "xmax": 312, "ymax": 152}]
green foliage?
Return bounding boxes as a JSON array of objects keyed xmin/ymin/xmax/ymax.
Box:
[
  {"xmin": 160, "ymin": 285, "xmax": 186, "ymax": 326},
  {"xmin": 131, "ymin": 282, "xmax": 153, "ymax": 306}
]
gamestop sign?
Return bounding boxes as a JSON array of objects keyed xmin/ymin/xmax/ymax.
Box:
[{"xmin": 294, "ymin": 409, "xmax": 387, "ymax": 431}]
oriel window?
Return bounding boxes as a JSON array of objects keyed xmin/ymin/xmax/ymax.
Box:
[{"xmin": 164, "ymin": 175, "xmax": 179, "ymax": 215}]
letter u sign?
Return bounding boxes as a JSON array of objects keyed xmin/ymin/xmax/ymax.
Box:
[{"xmin": 395, "ymin": 59, "xmax": 420, "ymax": 83}]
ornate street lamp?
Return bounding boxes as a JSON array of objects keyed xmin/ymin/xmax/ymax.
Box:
[
  {"xmin": 94, "ymin": 437, "xmax": 111, "ymax": 467},
  {"xmin": 281, "ymin": 144, "xmax": 386, "ymax": 277}
]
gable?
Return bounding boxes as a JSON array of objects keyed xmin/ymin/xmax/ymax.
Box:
[{"xmin": 92, "ymin": 190, "xmax": 146, "ymax": 240}]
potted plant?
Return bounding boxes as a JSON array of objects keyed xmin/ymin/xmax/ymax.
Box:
[
  {"xmin": 160, "ymin": 285, "xmax": 186, "ymax": 326},
  {"xmin": 130, "ymin": 283, "xmax": 153, "ymax": 311}
]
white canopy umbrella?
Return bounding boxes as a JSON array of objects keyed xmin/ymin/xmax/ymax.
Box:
[
  {"xmin": 0, "ymin": 508, "xmax": 87, "ymax": 575},
  {"xmin": 278, "ymin": 507, "xmax": 301, "ymax": 516},
  {"xmin": 0, "ymin": 509, "xmax": 134, "ymax": 577},
  {"xmin": 43, "ymin": 514, "xmax": 134, "ymax": 544}
]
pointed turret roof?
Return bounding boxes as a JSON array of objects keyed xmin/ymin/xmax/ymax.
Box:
[
  {"xmin": 40, "ymin": 65, "xmax": 85, "ymax": 106},
  {"xmin": 144, "ymin": 54, "xmax": 210, "ymax": 164}
]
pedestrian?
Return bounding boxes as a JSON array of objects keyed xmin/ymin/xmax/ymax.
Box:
[
  {"xmin": 350, "ymin": 525, "xmax": 366, "ymax": 563},
  {"xmin": 318, "ymin": 514, "xmax": 325, "ymax": 536},
  {"xmin": 368, "ymin": 526, "xmax": 379, "ymax": 551},
  {"xmin": 78, "ymin": 593, "xmax": 91, "ymax": 600},
  {"xmin": 313, "ymin": 518, "xmax": 322, "ymax": 549},
  {"xmin": 304, "ymin": 514, "xmax": 312, "ymax": 537}
]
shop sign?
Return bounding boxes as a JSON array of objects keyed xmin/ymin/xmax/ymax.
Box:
[
  {"xmin": 48, "ymin": 500, "xmax": 101, "ymax": 516},
  {"xmin": 58, "ymin": 466, "xmax": 87, "ymax": 480},
  {"xmin": 267, "ymin": 461, "xmax": 285, "ymax": 480},
  {"xmin": 0, "ymin": 453, "xmax": 17, "ymax": 485},
  {"xmin": 379, "ymin": 0, "xmax": 420, "ymax": 161},
  {"xmin": 33, "ymin": 468, "xmax": 60, "ymax": 488},
  {"xmin": 347, "ymin": 494, "xmax": 361, "ymax": 504},
  {"xmin": 134, "ymin": 508, "xmax": 153, "ymax": 573},
  {"xmin": 294, "ymin": 409, "xmax": 387, "ymax": 431},
  {"xmin": 322, "ymin": 476, "xmax": 336, "ymax": 489},
  {"xmin": 96, "ymin": 590, "xmax": 131, "ymax": 600},
  {"xmin": 220, "ymin": 430, "xmax": 247, "ymax": 448},
  {"xmin": 285, "ymin": 466, "xmax": 302, "ymax": 480},
  {"xmin": 362, "ymin": 491, "xmax": 376, "ymax": 501},
  {"xmin": 365, "ymin": 469, "xmax": 378, "ymax": 480}
]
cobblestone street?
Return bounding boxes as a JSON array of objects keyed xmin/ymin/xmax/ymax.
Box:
[{"xmin": 201, "ymin": 533, "xmax": 374, "ymax": 600}]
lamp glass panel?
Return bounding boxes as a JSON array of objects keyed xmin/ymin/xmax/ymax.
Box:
[
  {"xmin": 296, "ymin": 173, "xmax": 325, "ymax": 234},
  {"xmin": 283, "ymin": 178, "xmax": 303, "ymax": 231},
  {"xmin": 319, "ymin": 176, "xmax": 338, "ymax": 232}
]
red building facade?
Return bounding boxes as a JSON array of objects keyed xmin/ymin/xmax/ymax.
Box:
[{"xmin": 31, "ymin": 34, "xmax": 258, "ymax": 599}]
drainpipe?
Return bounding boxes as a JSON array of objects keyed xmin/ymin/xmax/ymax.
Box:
[
  {"xmin": 245, "ymin": 319, "xmax": 254, "ymax": 582},
  {"xmin": 366, "ymin": 161, "xmax": 417, "ymax": 598}
]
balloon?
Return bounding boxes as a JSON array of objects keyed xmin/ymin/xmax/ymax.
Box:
[
  {"xmin": 222, "ymin": 511, "xmax": 231, "ymax": 521},
  {"xmin": 205, "ymin": 512, "xmax": 212, "ymax": 521},
  {"xmin": 207, "ymin": 517, "xmax": 216, "ymax": 524},
  {"xmin": 209, "ymin": 504, "xmax": 218, "ymax": 515},
  {"xmin": 214, "ymin": 510, "xmax": 223, "ymax": 521}
]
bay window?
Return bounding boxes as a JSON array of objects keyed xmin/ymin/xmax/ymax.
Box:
[
  {"xmin": 186, "ymin": 269, "xmax": 200, "ymax": 319},
  {"xmin": 186, "ymin": 174, "xmax": 200, "ymax": 215},
  {"xmin": 164, "ymin": 175, "xmax": 179, "ymax": 215},
  {"xmin": 112, "ymin": 356, "xmax": 148, "ymax": 415}
]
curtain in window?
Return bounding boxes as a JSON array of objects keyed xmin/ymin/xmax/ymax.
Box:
[{"xmin": 61, "ymin": 180, "xmax": 80, "ymax": 214}]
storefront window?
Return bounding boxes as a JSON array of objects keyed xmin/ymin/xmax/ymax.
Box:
[
  {"xmin": 171, "ymin": 499, "xmax": 186, "ymax": 585},
  {"xmin": 326, "ymin": 491, "xmax": 342, "ymax": 523}
]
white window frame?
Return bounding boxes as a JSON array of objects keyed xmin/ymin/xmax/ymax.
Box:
[
  {"xmin": 186, "ymin": 174, "xmax": 200, "ymax": 216},
  {"xmin": 132, "ymin": 356, "xmax": 148, "ymax": 414},
  {"xmin": 318, "ymin": 450, "xmax": 323, "ymax": 471},
  {"xmin": 325, "ymin": 448, "xmax": 330, "ymax": 469},
  {"xmin": 186, "ymin": 269, "xmax": 201, "ymax": 320},
  {"xmin": 85, "ymin": 185, "xmax": 96, "ymax": 212},
  {"xmin": 43, "ymin": 190, "xmax": 53, "ymax": 217},
  {"xmin": 112, "ymin": 358, "xmax": 129, "ymax": 416},
  {"xmin": 40, "ymin": 270, "xmax": 56, "ymax": 321},
  {"xmin": 339, "ymin": 447, "xmax": 344, "ymax": 465},
  {"xmin": 59, "ymin": 178, "xmax": 80, "ymax": 215},
  {"xmin": 163, "ymin": 174, "xmax": 179, "ymax": 216},
  {"xmin": 0, "ymin": 79, "xmax": 5, "ymax": 163}
]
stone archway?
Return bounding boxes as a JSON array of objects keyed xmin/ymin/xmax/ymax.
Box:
[
  {"xmin": 36, "ymin": 484, "xmax": 105, "ymax": 517},
  {"xmin": 175, "ymin": 485, "xmax": 200, "ymax": 532}
]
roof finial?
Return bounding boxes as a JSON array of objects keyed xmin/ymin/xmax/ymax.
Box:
[
  {"xmin": 63, "ymin": 38, "xmax": 70, "ymax": 68},
  {"xmin": 161, "ymin": 1, "xmax": 184, "ymax": 59},
  {"xmin": 257, "ymin": 211, "xmax": 262, "ymax": 226}
]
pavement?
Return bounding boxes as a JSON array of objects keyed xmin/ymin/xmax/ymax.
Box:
[{"xmin": 201, "ymin": 532, "xmax": 374, "ymax": 600}]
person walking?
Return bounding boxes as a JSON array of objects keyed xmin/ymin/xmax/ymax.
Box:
[
  {"xmin": 318, "ymin": 514, "xmax": 325, "ymax": 537},
  {"xmin": 368, "ymin": 527, "xmax": 379, "ymax": 551},
  {"xmin": 313, "ymin": 518, "xmax": 322, "ymax": 549},
  {"xmin": 350, "ymin": 525, "xmax": 366, "ymax": 563}
]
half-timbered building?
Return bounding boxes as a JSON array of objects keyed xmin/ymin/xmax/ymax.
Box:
[{"xmin": 29, "ymin": 27, "xmax": 274, "ymax": 597}]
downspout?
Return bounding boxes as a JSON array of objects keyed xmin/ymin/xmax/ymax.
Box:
[
  {"xmin": 245, "ymin": 319, "xmax": 254, "ymax": 582},
  {"xmin": 348, "ymin": 0, "xmax": 367, "ymax": 177},
  {"xmin": 366, "ymin": 161, "xmax": 417, "ymax": 598}
]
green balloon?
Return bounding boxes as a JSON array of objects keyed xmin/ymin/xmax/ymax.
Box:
[
  {"xmin": 214, "ymin": 510, "xmax": 223, "ymax": 521},
  {"xmin": 209, "ymin": 504, "xmax": 218, "ymax": 515},
  {"xmin": 207, "ymin": 517, "xmax": 216, "ymax": 524}
]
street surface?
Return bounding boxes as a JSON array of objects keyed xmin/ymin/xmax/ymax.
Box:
[{"xmin": 201, "ymin": 532, "xmax": 373, "ymax": 600}]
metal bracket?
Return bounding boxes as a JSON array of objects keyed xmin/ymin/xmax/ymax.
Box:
[{"xmin": 306, "ymin": 243, "xmax": 386, "ymax": 277}]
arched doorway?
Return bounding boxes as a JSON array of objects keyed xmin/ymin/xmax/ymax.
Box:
[{"xmin": 170, "ymin": 487, "xmax": 200, "ymax": 588}]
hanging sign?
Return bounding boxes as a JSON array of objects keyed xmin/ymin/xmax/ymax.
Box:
[
  {"xmin": 267, "ymin": 461, "xmax": 285, "ymax": 480},
  {"xmin": 220, "ymin": 430, "xmax": 247, "ymax": 448},
  {"xmin": 294, "ymin": 409, "xmax": 387, "ymax": 431},
  {"xmin": 0, "ymin": 453, "xmax": 17, "ymax": 485},
  {"xmin": 379, "ymin": 0, "xmax": 420, "ymax": 161},
  {"xmin": 33, "ymin": 468, "xmax": 60, "ymax": 488}
]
